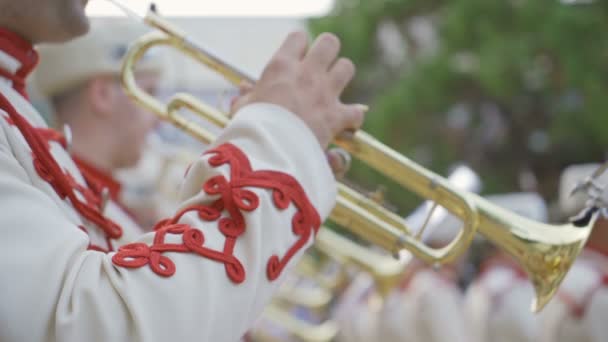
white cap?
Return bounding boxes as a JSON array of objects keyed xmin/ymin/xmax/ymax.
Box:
[
  {"xmin": 417, "ymin": 192, "xmax": 548, "ymax": 246},
  {"xmin": 559, "ymin": 163, "xmax": 608, "ymax": 217},
  {"xmin": 485, "ymin": 192, "xmax": 548, "ymax": 222},
  {"xmin": 34, "ymin": 18, "xmax": 165, "ymax": 98}
]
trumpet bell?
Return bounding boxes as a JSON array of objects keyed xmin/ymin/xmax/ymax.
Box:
[{"xmin": 473, "ymin": 196, "xmax": 596, "ymax": 312}]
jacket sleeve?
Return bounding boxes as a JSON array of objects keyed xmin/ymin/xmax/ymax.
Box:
[{"xmin": 0, "ymin": 103, "xmax": 336, "ymax": 342}]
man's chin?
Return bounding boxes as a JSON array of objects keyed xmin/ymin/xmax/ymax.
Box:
[
  {"xmin": 59, "ymin": 0, "xmax": 91, "ymax": 41},
  {"xmin": 51, "ymin": 15, "xmax": 90, "ymax": 43}
]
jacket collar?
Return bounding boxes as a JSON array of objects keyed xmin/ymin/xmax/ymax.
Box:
[
  {"xmin": 72, "ymin": 155, "xmax": 123, "ymax": 202},
  {"xmin": 0, "ymin": 28, "xmax": 39, "ymax": 98}
]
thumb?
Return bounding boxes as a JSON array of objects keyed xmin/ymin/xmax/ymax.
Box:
[{"xmin": 326, "ymin": 148, "xmax": 351, "ymax": 179}]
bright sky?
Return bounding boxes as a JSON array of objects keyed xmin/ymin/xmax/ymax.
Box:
[{"xmin": 87, "ymin": 0, "xmax": 335, "ymax": 17}]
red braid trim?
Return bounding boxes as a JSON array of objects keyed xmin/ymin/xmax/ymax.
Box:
[
  {"xmin": 113, "ymin": 143, "xmax": 321, "ymax": 283},
  {"xmin": 0, "ymin": 93, "xmax": 123, "ymax": 239},
  {"xmin": 0, "ymin": 28, "xmax": 39, "ymax": 98}
]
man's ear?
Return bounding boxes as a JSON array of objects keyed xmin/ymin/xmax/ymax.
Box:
[{"xmin": 85, "ymin": 76, "xmax": 117, "ymax": 117}]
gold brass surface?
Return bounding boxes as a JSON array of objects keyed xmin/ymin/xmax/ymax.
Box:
[{"xmin": 254, "ymin": 305, "xmax": 339, "ymax": 342}]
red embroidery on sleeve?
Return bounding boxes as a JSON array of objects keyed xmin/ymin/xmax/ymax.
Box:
[{"xmin": 112, "ymin": 143, "xmax": 321, "ymax": 283}]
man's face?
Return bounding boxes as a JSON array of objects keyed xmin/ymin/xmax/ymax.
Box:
[
  {"xmin": 1, "ymin": 0, "xmax": 90, "ymax": 43},
  {"xmin": 108, "ymin": 72, "xmax": 161, "ymax": 169}
]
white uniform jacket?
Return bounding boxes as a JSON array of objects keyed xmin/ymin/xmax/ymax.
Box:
[
  {"xmin": 0, "ymin": 28, "xmax": 336, "ymax": 342},
  {"xmin": 378, "ymin": 267, "xmax": 468, "ymax": 342},
  {"xmin": 332, "ymin": 272, "xmax": 380, "ymax": 342},
  {"xmin": 464, "ymin": 258, "xmax": 539, "ymax": 342},
  {"xmin": 541, "ymin": 249, "xmax": 608, "ymax": 342}
]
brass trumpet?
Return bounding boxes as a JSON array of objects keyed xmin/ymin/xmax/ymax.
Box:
[
  {"xmin": 252, "ymin": 305, "xmax": 339, "ymax": 342},
  {"xmin": 274, "ymin": 270, "xmax": 334, "ymax": 312},
  {"xmin": 116, "ymin": 3, "xmax": 599, "ymax": 312}
]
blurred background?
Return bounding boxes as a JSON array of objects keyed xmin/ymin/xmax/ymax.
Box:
[{"xmin": 307, "ymin": 0, "xmax": 608, "ymax": 220}]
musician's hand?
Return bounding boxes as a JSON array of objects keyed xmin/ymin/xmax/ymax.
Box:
[
  {"xmin": 231, "ymin": 31, "xmax": 367, "ymax": 148},
  {"xmin": 229, "ymin": 81, "xmax": 254, "ymax": 117},
  {"xmin": 231, "ymin": 83, "xmax": 353, "ymax": 178}
]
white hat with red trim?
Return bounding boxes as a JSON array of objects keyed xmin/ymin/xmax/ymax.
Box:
[
  {"xmin": 34, "ymin": 18, "xmax": 165, "ymax": 98},
  {"xmin": 485, "ymin": 192, "xmax": 548, "ymax": 223}
]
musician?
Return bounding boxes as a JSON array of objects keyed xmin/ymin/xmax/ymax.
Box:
[
  {"xmin": 463, "ymin": 193, "xmax": 548, "ymax": 342},
  {"xmin": 333, "ymin": 271, "xmax": 381, "ymax": 342},
  {"xmin": 0, "ymin": 1, "xmax": 365, "ymax": 341},
  {"xmin": 34, "ymin": 19, "xmax": 164, "ymax": 229},
  {"xmin": 540, "ymin": 164, "xmax": 608, "ymax": 342},
  {"xmin": 376, "ymin": 215, "xmax": 469, "ymax": 342}
]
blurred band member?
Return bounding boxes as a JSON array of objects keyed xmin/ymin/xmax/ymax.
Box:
[
  {"xmin": 340, "ymin": 165, "xmax": 480, "ymax": 342},
  {"xmin": 541, "ymin": 164, "xmax": 608, "ymax": 342},
  {"xmin": 377, "ymin": 214, "xmax": 469, "ymax": 342},
  {"xmin": 464, "ymin": 193, "xmax": 548, "ymax": 342},
  {"xmin": 34, "ymin": 20, "xmax": 164, "ymax": 229},
  {"xmin": 333, "ymin": 271, "xmax": 381, "ymax": 342}
]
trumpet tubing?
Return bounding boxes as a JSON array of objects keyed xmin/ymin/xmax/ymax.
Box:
[
  {"xmin": 294, "ymin": 254, "xmax": 348, "ymax": 293},
  {"xmin": 120, "ymin": 9, "xmax": 598, "ymax": 312},
  {"xmin": 314, "ymin": 228, "xmax": 407, "ymax": 297},
  {"xmin": 257, "ymin": 305, "xmax": 339, "ymax": 342},
  {"xmin": 274, "ymin": 277, "xmax": 333, "ymax": 312}
]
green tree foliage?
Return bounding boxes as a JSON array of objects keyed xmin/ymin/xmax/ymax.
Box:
[{"xmin": 310, "ymin": 0, "xmax": 608, "ymax": 215}]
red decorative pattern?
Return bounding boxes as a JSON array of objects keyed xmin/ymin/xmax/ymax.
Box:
[
  {"xmin": 73, "ymin": 156, "xmax": 121, "ymax": 201},
  {"xmin": 0, "ymin": 93, "xmax": 123, "ymax": 240},
  {"xmin": 113, "ymin": 143, "xmax": 321, "ymax": 283},
  {"xmin": 0, "ymin": 28, "xmax": 39, "ymax": 98},
  {"xmin": 36, "ymin": 127, "xmax": 68, "ymax": 150},
  {"xmin": 0, "ymin": 28, "xmax": 123, "ymax": 246}
]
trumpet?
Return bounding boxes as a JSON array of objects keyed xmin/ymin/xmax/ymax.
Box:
[
  {"xmin": 293, "ymin": 254, "xmax": 348, "ymax": 295},
  {"xmin": 274, "ymin": 270, "xmax": 334, "ymax": 312},
  {"xmin": 116, "ymin": 2, "xmax": 599, "ymax": 312},
  {"xmin": 314, "ymin": 228, "xmax": 407, "ymax": 298},
  {"xmin": 252, "ymin": 305, "xmax": 339, "ymax": 342}
]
